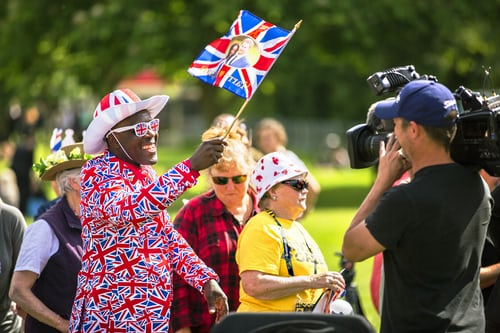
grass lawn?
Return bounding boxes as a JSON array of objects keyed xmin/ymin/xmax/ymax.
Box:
[{"xmin": 302, "ymin": 166, "xmax": 380, "ymax": 331}]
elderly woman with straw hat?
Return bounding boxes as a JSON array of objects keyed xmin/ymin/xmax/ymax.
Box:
[{"xmin": 10, "ymin": 142, "xmax": 91, "ymax": 333}]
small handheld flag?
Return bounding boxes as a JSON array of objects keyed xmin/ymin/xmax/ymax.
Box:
[
  {"xmin": 188, "ymin": 10, "xmax": 300, "ymax": 100},
  {"xmin": 50, "ymin": 128, "xmax": 63, "ymax": 152}
]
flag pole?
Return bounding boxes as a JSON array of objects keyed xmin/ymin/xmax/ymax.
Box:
[
  {"xmin": 223, "ymin": 99, "xmax": 250, "ymax": 139},
  {"xmin": 294, "ymin": 20, "xmax": 303, "ymax": 30},
  {"xmin": 222, "ymin": 18, "xmax": 303, "ymax": 140}
]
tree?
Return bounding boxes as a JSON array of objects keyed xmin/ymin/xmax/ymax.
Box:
[{"xmin": 1, "ymin": 0, "xmax": 499, "ymax": 134}]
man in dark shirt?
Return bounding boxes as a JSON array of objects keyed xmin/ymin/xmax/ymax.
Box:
[{"xmin": 342, "ymin": 80, "xmax": 492, "ymax": 332}]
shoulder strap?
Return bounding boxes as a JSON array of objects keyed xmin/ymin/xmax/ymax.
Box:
[{"xmin": 266, "ymin": 209, "xmax": 294, "ymax": 276}]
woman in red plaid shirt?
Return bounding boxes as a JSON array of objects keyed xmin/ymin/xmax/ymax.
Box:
[{"xmin": 171, "ymin": 125, "xmax": 258, "ymax": 333}]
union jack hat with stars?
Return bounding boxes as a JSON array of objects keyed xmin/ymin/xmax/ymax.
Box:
[
  {"xmin": 251, "ymin": 152, "xmax": 307, "ymax": 203},
  {"xmin": 84, "ymin": 88, "xmax": 169, "ymax": 154}
]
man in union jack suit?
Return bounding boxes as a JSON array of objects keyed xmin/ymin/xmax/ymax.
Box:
[{"xmin": 69, "ymin": 88, "xmax": 228, "ymax": 332}]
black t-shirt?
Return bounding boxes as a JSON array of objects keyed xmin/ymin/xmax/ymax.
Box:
[
  {"xmin": 481, "ymin": 239, "xmax": 498, "ymax": 303},
  {"xmin": 485, "ymin": 186, "xmax": 500, "ymax": 324},
  {"xmin": 367, "ymin": 163, "xmax": 492, "ymax": 332},
  {"xmin": 489, "ymin": 186, "xmax": 500, "ymax": 256}
]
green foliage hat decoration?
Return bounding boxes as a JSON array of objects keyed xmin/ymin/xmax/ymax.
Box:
[{"xmin": 33, "ymin": 143, "xmax": 92, "ymax": 181}]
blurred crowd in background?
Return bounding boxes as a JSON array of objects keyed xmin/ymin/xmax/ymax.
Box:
[{"xmin": 0, "ymin": 103, "xmax": 351, "ymax": 219}]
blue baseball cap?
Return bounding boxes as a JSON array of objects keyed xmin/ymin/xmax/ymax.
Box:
[{"xmin": 374, "ymin": 80, "xmax": 458, "ymax": 127}]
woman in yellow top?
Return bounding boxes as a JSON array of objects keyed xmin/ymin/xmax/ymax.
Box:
[{"xmin": 236, "ymin": 152, "xmax": 345, "ymax": 312}]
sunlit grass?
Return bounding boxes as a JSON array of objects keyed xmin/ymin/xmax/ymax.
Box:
[
  {"xmin": 301, "ymin": 166, "xmax": 380, "ymax": 331},
  {"xmin": 302, "ymin": 206, "xmax": 380, "ymax": 331}
]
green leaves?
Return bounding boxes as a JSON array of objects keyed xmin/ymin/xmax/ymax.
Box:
[{"xmin": 1, "ymin": 0, "xmax": 500, "ymax": 128}]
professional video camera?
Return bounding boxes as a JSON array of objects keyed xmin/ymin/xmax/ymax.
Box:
[
  {"xmin": 346, "ymin": 65, "xmax": 435, "ymax": 169},
  {"xmin": 346, "ymin": 65, "xmax": 500, "ymax": 176}
]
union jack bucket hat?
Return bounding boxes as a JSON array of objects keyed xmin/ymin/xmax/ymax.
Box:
[{"xmin": 84, "ymin": 88, "xmax": 169, "ymax": 154}]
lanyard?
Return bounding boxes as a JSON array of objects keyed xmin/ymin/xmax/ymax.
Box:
[{"xmin": 266, "ymin": 209, "xmax": 294, "ymax": 276}]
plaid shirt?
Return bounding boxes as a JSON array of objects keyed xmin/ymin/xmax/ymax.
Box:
[{"xmin": 171, "ymin": 190, "xmax": 258, "ymax": 333}]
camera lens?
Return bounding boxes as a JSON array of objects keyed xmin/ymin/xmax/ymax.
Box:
[
  {"xmin": 361, "ymin": 133, "xmax": 389, "ymax": 164},
  {"xmin": 346, "ymin": 124, "xmax": 391, "ymax": 169}
]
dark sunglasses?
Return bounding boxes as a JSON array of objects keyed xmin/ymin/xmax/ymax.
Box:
[
  {"xmin": 106, "ymin": 118, "xmax": 160, "ymax": 138},
  {"xmin": 281, "ymin": 179, "xmax": 309, "ymax": 191},
  {"xmin": 212, "ymin": 175, "xmax": 248, "ymax": 185}
]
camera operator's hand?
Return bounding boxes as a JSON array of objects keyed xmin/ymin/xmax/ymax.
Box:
[{"xmin": 376, "ymin": 134, "xmax": 411, "ymax": 189}]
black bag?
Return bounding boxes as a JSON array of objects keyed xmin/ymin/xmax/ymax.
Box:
[{"xmin": 210, "ymin": 312, "xmax": 376, "ymax": 333}]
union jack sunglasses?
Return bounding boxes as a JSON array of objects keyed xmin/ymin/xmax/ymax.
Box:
[{"xmin": 106, "ymin": 118, "xmax": 160, "ymax": 138}]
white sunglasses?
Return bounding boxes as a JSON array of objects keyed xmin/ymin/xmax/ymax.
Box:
[{"xmin": 106, "ymin": 118, "xmax": 160, "ymax": 138}]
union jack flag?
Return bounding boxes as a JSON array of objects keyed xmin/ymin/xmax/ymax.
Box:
[
  {"xmin": 188, "ymin": 10, "xmax": 298, "ymax": 99},
  {"xmin": 50, "ymin": 128, "xmax": 63, "ymax": 152}
]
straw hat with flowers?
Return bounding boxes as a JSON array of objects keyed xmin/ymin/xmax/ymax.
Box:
[{"xmin": 33, "ymin": 143, "xmax": 92, "ymax": 181}]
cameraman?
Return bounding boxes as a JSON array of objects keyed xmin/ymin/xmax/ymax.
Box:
[{"xmin": 342, "ymin": 80, "xmax": 492, "ymax": 332}]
